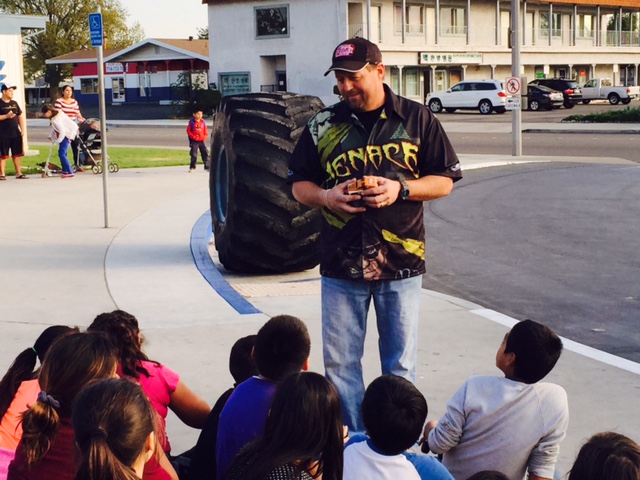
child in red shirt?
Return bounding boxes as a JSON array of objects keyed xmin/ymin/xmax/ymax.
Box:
[{"xmin": 186, "ymin": 108, "xmax": 209, "ymax": 172}]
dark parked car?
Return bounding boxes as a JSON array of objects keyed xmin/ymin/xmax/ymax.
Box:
[
  {"xmin": 525, "ymin": 84, "xmax": 564, "ymax": 111},
  {"xmin": 528, "ymin": 78, "xmax": 583, "ymax": 108}
]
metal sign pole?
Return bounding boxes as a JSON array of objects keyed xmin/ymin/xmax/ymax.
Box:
[
  {"xmin": 511, "ymin": 0, "xmax": 522, "ymax": 156},
  {"xmin": 91, "ymin": 6, "xmax": 110, "ymax": 227}
]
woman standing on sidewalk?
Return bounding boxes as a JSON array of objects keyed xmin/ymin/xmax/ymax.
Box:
[
  {"xmin": 40, "ymin": 104, "xmax": 79, "ymax": 179},
  {"xmin": 54, "ymin": 85, "xmax": 84, "ymax": 171}
]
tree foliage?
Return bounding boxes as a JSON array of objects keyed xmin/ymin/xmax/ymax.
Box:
[
  {"xmin": 172, "ymin": 71, "xmax": 221, "ymax": 117},
  {"xmin": 197, "ymin": 27, "xmax": 209, "ymax": 40},
  {"xmin": 0, "ymin": 0, "xmax": 144, "ymax": 89}
]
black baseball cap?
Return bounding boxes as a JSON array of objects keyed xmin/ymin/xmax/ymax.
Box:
[
  {"xmin": 324, "ymin": 37, "xmax": 382, "ymax": 76},
  {"xmin": 1, "ymin": 83, "xmax": 17, "ymax": 92}
]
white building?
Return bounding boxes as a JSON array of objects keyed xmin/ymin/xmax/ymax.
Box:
[
  {"xmin": 205, "ymin": 0, "xmax": 640, "ymax": 105},
  {"xmin": 0, "ymin": 13, "xmax": 47, "ymax": 149}
]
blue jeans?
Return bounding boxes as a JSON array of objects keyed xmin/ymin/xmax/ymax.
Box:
[
  {"xmin": 58, "ymin": 138, "xmax": 73, "ymax": 174},
  {"xmin": 322, "ymin": 275, "xmax": 422, "ymax": 432}
]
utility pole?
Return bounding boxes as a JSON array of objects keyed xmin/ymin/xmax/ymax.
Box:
[{"xmin": 511, "ymin": 0, "xmax": 522, "ymax": 156}]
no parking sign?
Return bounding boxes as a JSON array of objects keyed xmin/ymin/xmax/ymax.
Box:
[{"xmin": 505, "ymin": 77, "xmax": 522, "ymax": 95}]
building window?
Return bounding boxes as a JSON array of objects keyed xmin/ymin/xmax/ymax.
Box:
[
  {"xmin": 80, "ymin": 78, "xmax": 99, "ymax": 94},
  {"xmin": 404, "ymin": 68, "xmax": 419, "ymax": 96},
  {"xmin": 441, "ymin": 8, "xmax": 466, "ymax": 35},
  {"xmin": 255, "ymin": 5, "xmax": 289, "ymax": 39},
  {"xmin": 394, "ymin": 4, "xmax": 424, "ymax": 35},
  {"xmin": 390, "ymin": 68, "xmax": 400, "ymax": 93},
  {"xmin": 578, "ymin": 14, "xmax": 593, "ymax": 38},
  {"xmin": 540, "ymin": 12, "xmax": 562, "ymax": 37},
  {"xmin": 219, "ymin": 72, "xmax": 251, "ymax": 97}
]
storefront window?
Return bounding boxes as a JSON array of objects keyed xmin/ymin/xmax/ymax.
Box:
[
  {"xmin": 404, "ymin": 68, "xmax": 419, "ymax": 97},
  {"xmin": 80, "ymin": 78, "xmax": 99, "ymax": 94}
]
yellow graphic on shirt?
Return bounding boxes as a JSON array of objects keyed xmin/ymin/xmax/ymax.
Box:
[
  {"xmin": 325, "ymin": 141, "xmax": 420, "ymax": 180},
  {"xmin": 382, "ymin": 229, "xmax": 425, "ymax": 260},
  {"xmin": 318, "ymin": 123, "xmax": 352, "ymax": 166},
  {"xmin": 322, "ymin": 208, "xmax": 355, "ymax": 229}
]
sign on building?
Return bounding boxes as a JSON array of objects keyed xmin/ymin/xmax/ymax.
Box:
[{"xmin": 419, "ymin": 53, "xmax": 482, "ymax": 65}]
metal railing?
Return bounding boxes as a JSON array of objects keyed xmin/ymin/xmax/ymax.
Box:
[{"xmin": 346, "ymin": 21, "xmax": 640, "ymax": 48}]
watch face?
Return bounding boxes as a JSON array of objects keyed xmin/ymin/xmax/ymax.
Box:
[{"xmin": 400, "ymin": 180, "xmax": 409, "ymax": 200}]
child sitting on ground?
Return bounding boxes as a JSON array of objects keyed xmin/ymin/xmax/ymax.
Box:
[
  {"xmin": 344, "ymin": 375, "xmax": 453, "ymax": 480},
  {"xmin": 215, "ymin": 315, "xmax": 311, "ymax": 479},
  {"xmin": 568, "ymin": 431, "xmax": 640, "ymax": 480},
  {"xmin": 424, "ymin": 319, "xmax": 568, "ymax": 480},
  {"xmin": 73, "ymin": 378, "xmax": 158, "ymax": 480},
  {"xmin": 8, "ymin": 331, "xmax": 122, "ymax": 480},
  {"xmin": 88, "ymin": 309, "xmax": 211, "ymax": 462},
  {"xmin": 225, "ymin": 372, "xmax": 344, "ymax": 480},
  {"xmin": 188, "ymin": 334, "xmax": 258, "ymax": 480},
  {"xmin": 0, "ymin": 326, "xmax": 77, "ymax": 451}
]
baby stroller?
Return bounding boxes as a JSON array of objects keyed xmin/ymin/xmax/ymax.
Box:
[{"xmin": 76, "ymin": 118, "xmax": 119, "ymax": 174}]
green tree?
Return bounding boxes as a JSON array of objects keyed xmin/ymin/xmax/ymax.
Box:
[
  {"xmin": 0, "ymin": 0, "xmax": 144, "ymax": 91},
  {"xmin": 197, "ymin": 27, "xmax": 209, "ymax": 40},
  {"xmin": 171, "ymin": 71, "xmax": 221, "ymax": 117}
]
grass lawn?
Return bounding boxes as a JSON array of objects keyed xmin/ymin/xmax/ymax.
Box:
[{"xmin": 8, "ymin": 145, "xmax": 190, "ymax": 176}]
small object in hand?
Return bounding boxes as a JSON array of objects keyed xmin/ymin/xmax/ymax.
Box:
[
  {"xmin": 348, "ymin": 176, "xmax": 378, "ymax": 207},
  {"xmin": 347, "ymin": 176, "xmax": 378, "ymax": 194}
]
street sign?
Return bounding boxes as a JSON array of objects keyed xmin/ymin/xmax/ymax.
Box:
[
  {"xmin": 89, "ymin": 13, "xmax": 103, "ymax": 47},
  {"xmin": 505, "ymin": 97, "xmax": 521, "ymax": 110},
  {"xmin": 505, "ymin": 77, "xmax": 522, "ymax": 95}
]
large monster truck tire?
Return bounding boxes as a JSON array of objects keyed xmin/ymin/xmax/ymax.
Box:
[{"xmin": 209, "ymin": 92, "xmax": 325, "ymax": 273}]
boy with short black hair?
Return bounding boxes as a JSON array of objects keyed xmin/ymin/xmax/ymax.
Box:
[
  {"xmin": 215, "ymin": 315, "xmax": 311, "ymax": 479},
  {"xmin": 344, "ymin": 375, "xmax": 453, "ymax": 480},
  {"xmin": 186, "ymin": 107, "xmax": 208, "ymax": 172},
  {"xmin": 425, "ymin": 319, "xmax": 568, "ymax": 480},
  {"xmin": 189, "ymin": 335, "xmax": 258, "ymax": 480}
]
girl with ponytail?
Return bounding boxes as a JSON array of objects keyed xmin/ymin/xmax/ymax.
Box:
[
  {"xmin": 72, "ymin": 378, "xmax": 157, "ymax": 480},
  {"xmin": 7, "ymin": 331, "xmax": 117, "ymax": 480},
  {"xmin": 0, "ymin": 326, "xmax": 77, "ymax": 450}
]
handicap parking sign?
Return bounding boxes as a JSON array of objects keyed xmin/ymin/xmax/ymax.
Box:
[{"xmin": 89, "ymin": 13, "xmax": 103, "ymax": 47}]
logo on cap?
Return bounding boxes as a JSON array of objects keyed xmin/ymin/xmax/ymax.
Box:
[{"xmin": 335, "ymin": 44, "xmax": 355, "ymax": 58}]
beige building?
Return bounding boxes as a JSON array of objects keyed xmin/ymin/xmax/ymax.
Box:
[{"xmin": 205, "ymin": 0, "xmax": 640, "ymax": 104}]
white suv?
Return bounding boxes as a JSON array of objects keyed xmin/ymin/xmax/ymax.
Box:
[{"xmin": 426, "ymin": 80, "xmax": 508, "ymax": 115}]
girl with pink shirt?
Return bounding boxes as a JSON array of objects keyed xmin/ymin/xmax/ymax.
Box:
[
  {"xmin": 0, "ymin": 326, "xmax": 77, "ymax": 452},
  {"xmin": 88, "ymin": 310, "xmax": 211, "ymax": 458}
]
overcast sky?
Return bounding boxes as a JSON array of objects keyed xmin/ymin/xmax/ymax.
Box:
[{"xmin": 125, "ymin": 0, "xmax": 209, "ymax": 40}]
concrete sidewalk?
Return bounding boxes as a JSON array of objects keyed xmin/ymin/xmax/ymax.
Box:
[{"xmin": 1, "ymin": 160, "xmax": 638, "ymax": 477}]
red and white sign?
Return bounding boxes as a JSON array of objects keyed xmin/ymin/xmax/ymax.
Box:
[{"xmin": 505, "ymin": 77, "xmax": 522, "ymax": 95}]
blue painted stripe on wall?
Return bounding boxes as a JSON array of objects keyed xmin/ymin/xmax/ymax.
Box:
[{"xmin": 190, "ymin": 211, "xmax": 262, "ymax": 315}]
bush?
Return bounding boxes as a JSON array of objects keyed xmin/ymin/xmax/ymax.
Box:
[{"xmin": 563, "ymin": 106, "xmax": 640, "ymax": 123}]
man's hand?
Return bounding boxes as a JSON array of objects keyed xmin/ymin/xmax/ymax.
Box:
[
  {"xmin": 359, "ymin": 176, "xmax": 402, "ymax": 209},
  {"xmin": 325, "ymin": 179, "xmax": 367, "ymax": 214}
]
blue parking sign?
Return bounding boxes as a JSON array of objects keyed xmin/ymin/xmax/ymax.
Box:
[{"xmin": 89, "ymin": 13, "xmax": 103, "ymax": 47}]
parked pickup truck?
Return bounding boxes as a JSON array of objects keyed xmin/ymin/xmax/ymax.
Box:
[{"xmin": 581, "ymin": 78, "xmax": 640, "ymax": 105}]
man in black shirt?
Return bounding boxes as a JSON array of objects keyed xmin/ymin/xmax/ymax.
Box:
[
  {"xmin": 288, "ymin": 38, "xmax": 462, "ymax": 431},
  {"xmin": 0, "ymin": 83, "xmax": 28, "ymax": 180}
]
